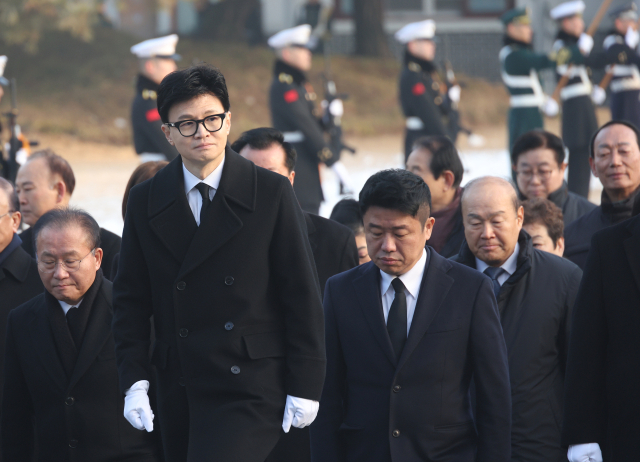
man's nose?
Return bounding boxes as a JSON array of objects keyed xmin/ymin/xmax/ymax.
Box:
[
  {"xmin": 481, "ymin": 223, "xmax": 495, "ymax": 239},
  {"xmin": 52, "ymin": 262, "xmax": 69, "ymax": 280},
  {"xmin": 380, "ymin": 234, "xmax": 396, "ymax": 253},
  {"xmin": 193, "ymin": 121, "xmax": 209, "ymax": 138}
]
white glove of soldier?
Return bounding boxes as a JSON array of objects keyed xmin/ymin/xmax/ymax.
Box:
[
  {"xmin": 124, "ymin": 380, "xmax": 154, "ymax": 432},
  {"xmin": 448, "ymin": 85, "xmax": 461, "ymax": 103},
  {"xmin": 542, "ymin": 97, "xmax": 560, "ymax": 117},
  {"xmin": 591, "ymin": 86, "xmax": 606, "ymax": 105},
  {"xmin": 329, "ymin": 98, "xmax": 344, "ymax": 117},
  {"xmin": 626, "ymin": 26, "xmax": 640, "ymax": 49},
  {"xmin": 567, "ymin": 443, "xmax": 603, "ymax": 462},
  {"xmin": 578, "ymin": 33, "xmax": 594, "ymax": 55},
  {"xmin": 282, "ymin": 395, "xmax": 319, "ymax": 433}
]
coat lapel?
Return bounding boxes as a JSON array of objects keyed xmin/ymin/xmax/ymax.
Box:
[
  {"xmin": 397, "ymin": 249, "xmax": 454, "ymax": 370},
  {"xmin": 352, "ymin": 262, "xmax": 397, "ymax": 367},
  {"xmin": 624, "ymin": 215, "xmax": 640, "ymax": 293},
  {"xmin": 304, "ymin": 212, "xmax": 318, "ymax": 252},
  {"xmin": 31, "ymin": 302, "xmax": 68, "ymax": 391}
]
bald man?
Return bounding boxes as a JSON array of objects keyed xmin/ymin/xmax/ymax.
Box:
[{"xmin": 451, "ymin": 176, "xmax": 582, "ymax": 462}]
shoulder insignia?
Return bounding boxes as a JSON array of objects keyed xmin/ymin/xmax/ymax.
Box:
[
  {"xmin": 142, "ymin": 89, "xmax": 157, "ymax": 100},
  {"xmin": 408, "ymin": 62, "xmax": 421, "ymax": 72},
  {"xmin": 305, "ymin": 92, "xmax": 317, "ymax": 101},
  {"xmin": 619, "ymin": 51, "xmax": 628, "ymax": 63},
  {"xmin": 555, "ymin": 47, "xmax": 571, "ymax": 65},
  {"xmin": 279, "ymin": 73, "xmax": 294, "ymax": 84},
  {"xmin": 284, "ymin": 89, "xmax": 299, "ymax": 103},
  {"xmin": 412, "ymin": 82, "xmax": 426, "ymax": 96},
  {"xmin": 434, "ymin": 96, "xmax": 443, "ymax": 105},
  {"xmin": 431, "ymin": 81, "xmax": 440, "ymax": 91},
  {"xmin": 318, "ymin": 147, "xmax": 333, "ymax": 162},
  {"xmin": 145, "ymin": 108, "xmax": 161, "ymax": 122}
]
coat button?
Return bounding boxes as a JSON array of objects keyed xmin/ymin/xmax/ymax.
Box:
[
  {"xmin": 393, "ymin": 385, "xmax": 401, "ymax": 393},
  {"xmin": 65, "ymin": 396, "xmax": 75, "ymax": 406},
  {"xmin": 392, "ymin": 430, "xmax": 400, "ymax": 438},
  {"xmin": 231, "ymin": 366, "xmax": 241, "ymax": 374},
  {"xmin": 178, "ymin": 377, "xmax": 185, "ymax": 387},
  {"xmin": 69, "ymin": 439, "xmax": 78, "ymax": 448},
  {"xmin": 177, "ymin": 281, "xmax": 186, "ymax": 290},
  {"xmin": 224, "ymin": 322, "xmax": 234, "ymax": 331},
  {"xmin": 225, "ymin": 276, "xmax": 234, "ymax": 286},
  {"xmin": 179, "ymin": 328, "xmax": 189, "ymax": 338}
]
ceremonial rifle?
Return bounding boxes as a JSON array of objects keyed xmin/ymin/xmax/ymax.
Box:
[{"xmin": 1, "ymin": 79, "xmax": 38, "ymax": 181}]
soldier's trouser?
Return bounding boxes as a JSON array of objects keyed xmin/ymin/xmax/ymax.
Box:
[
  {"xmin": 611, "ymin": 90, "xmax": 640, "ymax": 129},
  {"xmin": 509, "ymin": 107, "xmax": 543, "ymax": 181},
  {"xmin": 567, "ymin": 144, "xmax": 592, "ymax": 199}
]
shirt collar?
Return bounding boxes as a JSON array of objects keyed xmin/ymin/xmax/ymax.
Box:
[
  {"xmin": 182, "ymin": 156, "xmax": 226, "ymax": 196},
  {"xmin": 380, "ymin": 248, "xmax": 428, "ymax": 299},
  {"xmin": 475, "ymin": 242, "xmax": 520, "ymax": 276},
  {"xmin": 59, "ymin": 299, "xmax": 83, "ymax": 315}
]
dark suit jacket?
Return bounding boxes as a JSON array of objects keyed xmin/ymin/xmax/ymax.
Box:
[
  {"xmin": 310, "ymin": 248, "xmax": 511, "ymax": 462},
  {"xmin": 112, "ymin": 149, "xmax": 325, "ymax": 462},
  {"xmin": 19, "ymin": 226, "xmax": 121, "ymax": 280},
  {"xmin": 562, "ymin": 214, "xmax": 640, "ymax": 460},
  {"xmin": 1, "ymin": 276, "xmax": 158, "ymax": 462}
]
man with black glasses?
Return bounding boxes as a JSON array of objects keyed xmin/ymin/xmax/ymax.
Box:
[{"xmin": 112, "ymin": 65, "xmax": 325, "ymax": 462}]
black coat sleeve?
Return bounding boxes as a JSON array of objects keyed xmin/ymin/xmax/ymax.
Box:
[
  {"xmin": 338, "ymin": 231, "xmax": 358, "ymax": 275},
  {"xmin": 561, "ymin": 234, "xmax": 608, "ymax": 446},
  {"xmin": 561, "ymin": 266, "xmax": 583, "ymax": 369},
  {"xmin": 1, "ymin": 310, "xmax": 34, "ymax": 461}
]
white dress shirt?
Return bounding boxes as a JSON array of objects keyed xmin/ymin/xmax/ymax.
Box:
[
  {"xmin": 380, "ymin": 249, "xmax": 428, "ymax": 336},
  {"xmin": 59, "ymin": 299, "xmax": 83, "ymax": 315},
  {"xmin": 182, "ymin": 157, "xmax": 225, "ymax": 226},
  {"xmin": 475, "ymin": 242, "xmax": 520, "ymax": 287}
]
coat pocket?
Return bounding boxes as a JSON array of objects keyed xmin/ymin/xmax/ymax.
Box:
[
  {"xmin": 243, "ymin": 331, "xmax": 286, "ymax": 359},
  {"xmin": 433, "ymin": 420, "xmax": 475, "ymax": 432},
  {"xmin": 150, "ymin": 341, "xmax": 169, "ymax": 370}
]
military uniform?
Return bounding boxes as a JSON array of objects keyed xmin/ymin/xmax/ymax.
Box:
[
  {"xmin": 269, "ymin": 60, "xmax": 334, "ymax": 215},
  {"xmin": 603, "ymin": 30, "xmax": 640, "ymax": 127},
  {"xmin": 131, "ymin": 74, "xmax": 179, "ymax": 162},
  {"xmin": 553, "ymin": 31, "xmax": 598, "ymax": 198}
]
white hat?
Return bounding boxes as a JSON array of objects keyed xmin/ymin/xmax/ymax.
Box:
[
  {"xmin": 131, "ymin": 34, "xmax": 180, "ymax": 60},
  {"xmin": 550, "ymin": 1, "xmax": 585, "ymax": 20},
  {"xmin": 268, "ymin": 24, "xmax": 312, "ymax": 49},
  {"xmin": 394, "ymin": 20, "xmax": 436, "ymax": 44},
  {"xmin": 0, "ymin": 56, "xmax": 8, "ymax": 86}
]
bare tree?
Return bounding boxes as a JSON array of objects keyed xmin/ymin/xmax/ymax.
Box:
[
  {"xmin": 198, "ymin": 0, "xmax": 261, "ymax": 42},
  {"xmin": 353, "ymin": 0, "xmax": 389, "ymax": 57}
]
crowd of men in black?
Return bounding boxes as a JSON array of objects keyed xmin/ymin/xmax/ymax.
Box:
[{"xmin": 0, "ymin": 61, "xmax": 639, "ymax": 462}]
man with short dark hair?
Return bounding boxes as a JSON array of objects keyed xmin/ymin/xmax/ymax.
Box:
[
  {"xmin": 112, "ymin": 65, "xmax": 325, "ymax": 462},
  {"xmin": 406, "ymin": 135, "xmax": 465, "ymax": 257},
  {"xmin": 1, "ymin": 208, "xmax": 159, "ymax": 461},
  {"xmin": 564, "ymin": 120, "xmax": 640, "ymax": 269},
  {"xmin": 512, "ymin": 130, "xmax": 595, "ymax": 225},
  {"xmin": 233, "ymin": 127, "xmax": 358, "ymax": 297},
  {"xmin": 311, "ymin": 169, "xmax": 511, "ymax": 462},
  {"xmin": 15, "ymin": 149, "xmax": 121, "ymax": 278},
  {"xmin": 452, "ymin": 176, "xmax": 582, "ymax": 462},
  {"xmin": 522, "ymin": 198, "xmax": 565, "ymax": 257}
]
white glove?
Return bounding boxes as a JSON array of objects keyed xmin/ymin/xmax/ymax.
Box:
[
  {"xmin": 567, "ymin": 443, "xmax": 603, "ymax": 462},
  {"xmin": 591, "ymin": 85, "xmax": 606, "ymax": 105},
  {"xmin": 542, "ymin": 97, "xmax": 560, "ymax": 117},
  {"xmin": 282, "ymin": 395, "xmax": 319, "ymax": 433},
  {"xmin": 578, "ymin": 33, "xmax": 594, "ymax": 55},
  {"xmin": 329, "ymin": 99, "xmax": 344, "ymax": 117},
  {"xmin": 124, "ymin": 380, "xmax": 154, "ymax": 432},
  {"xmin": 626, "ymin": 26, "xmax": 640, "ymax": 49},
  {"xmin": 448, "ymin": 85, "xmax": 461, "ymax": 103}
]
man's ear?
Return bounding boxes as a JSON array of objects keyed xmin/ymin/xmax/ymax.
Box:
[
  {"xmin": 288, "ymin": 170, "xmax": 295, "ymax": 187},
  {"xmin": 588, "ymin": 156, "xmax": 598, "ymax": 177},
  {"xmin": 441, "ymin": 170, "xmax": 455, "ymax": 190},
  {"xmin": 225, "ymin": 112, "xmax": 231, "ymax": 136},
  {"xmin": 516, "ymin": 205, "xmax": 525, "ymax": 226},
  {"xmin": 54, "ymin": 179, "xmax": 66, "ymax": 204},
  {"xmin": 161, "ymin": 124, "xmax": 174, "ymax": 145}
]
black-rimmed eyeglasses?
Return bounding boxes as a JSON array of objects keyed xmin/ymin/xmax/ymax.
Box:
[{"xmin": 165, "ymin": 113, "xmax": 227, "ymax": 137}]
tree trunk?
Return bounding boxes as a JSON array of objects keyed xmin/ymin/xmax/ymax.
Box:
[
  {"xmin": 197, "ymin": 0, "xmax": 261, "ymax": 42},
  {"xmin": 353, "ymin": 0, "xmax": 389, "ymax": 57}
]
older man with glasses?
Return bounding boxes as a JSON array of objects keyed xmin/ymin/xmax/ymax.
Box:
[{"xmin": 1, "ymin": 208, "xmax": 160, "ymax": 461}]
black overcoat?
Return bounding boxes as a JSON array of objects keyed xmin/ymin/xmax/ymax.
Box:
[
  {"xmin": 1, "ymin": 276, "xmax": 159, "ymax": 462},
  {"xmin": 546, "ymin": 181, "xmax": 596, "ymax": 226},
  {"xmin": 562, "ymin": 214, "xmax": 640, "ymax": 460},
  {"xmin": 452, "ymin": 231, "xmax": 582, "ymax": 462},
  {"xmin": 564, "ymin": 206, "xmax": 611, "ymax": 270},
  {"xmin": 310, "ymin": 249, "xmax": 512, "ymax": 462},
  {"xmin": 112, "ymin": 149, "xmax": 326, "ymax": 462}
]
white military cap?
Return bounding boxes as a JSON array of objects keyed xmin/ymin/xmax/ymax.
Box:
[
  {"xmin": 131, "ymin": 34, "xmax": 180, "ymax": 60},
  {"xmin": 0, "ymin": 56, "xmax": 7, "ymax": 86},
  {"xmin": 268, "ymin": 24, "xmax": 312, "ymax": 49},
  {"xmin": 550, "ymin": 1, "xmax": 586, "ymax": 20},
  {"xmin": 395, "ymin": 20, "xmax": 436, "ymax": 43}
]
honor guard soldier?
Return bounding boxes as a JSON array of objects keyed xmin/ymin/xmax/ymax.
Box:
[
  {"xmin": 131, "ymin": 34, "xmax": 180, "ymax": 163},
  {"xmin": 602, "ymin": 3, "xmax": 640, "ymax": 128},
  {"xmin": 268, "ymin": 24, "xmax": 336, "ymax": 215},
  {"xmin": 551, "ymin": 1, "xmax": 598, "ymax": 198},
  {"xmin": 396, "ymin": 20, "xmax": 461, "ymax": 161}
]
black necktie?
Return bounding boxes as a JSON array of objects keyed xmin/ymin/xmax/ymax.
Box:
[
  {"xmin": 484, "ymin": 267, "xmax": 505, "ymax": 299},
  {"xmin": 387, "ymin": 278, "xmax": 407, "ymax": 362},
  {"xmin": 66, "ymin": 307, "xmax": 82, "ymax": 348},
  {"xmin": 195, "ymin": 182, "xmax": 212, "ymax": 219}
]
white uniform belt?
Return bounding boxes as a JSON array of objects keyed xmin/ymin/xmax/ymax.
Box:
[
  {"xmin": 611, "ymin": 78, "xmax": 640, "ymax": 92},
  {"xmin": 139, "ymin": 153, "xmax": 166, "ymax": 163},
  {"xmin": 510, "ymin": 94, "xmax": 544, "ymax": 107},
  {"xmin": 612, "ymin": 65, "xmax": 638, "ymax": 76},
  {"xmin": 561, "ymin": 82, "xmax": 592, "ymax": 100},
  {"xmin": 406, "ymin": 117, "xmax": 425, "ymax": 130},
  {"xmin": 282, "ymin": 131, "xmax": 305, "ymax": 143}
]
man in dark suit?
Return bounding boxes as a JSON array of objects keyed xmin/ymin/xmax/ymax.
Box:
[
  {"xmin": 1, "ymin": 208, "xmax": 159, "ymax": 461},
  {"xmin": 310, "ymin": 169, "xmax": 511, "ymax": 462},
  {"xmin": 15, "ymin": 149, "xmax": 121, "ymax": 278},
  {"xmin": 562, "ymin": 213, "xmax": 640, "ymax": 462},
  {"xmin": 233, "ymin": 127, "xmax": 358, "ymax": 296},
  {"xmin": 112, "ymin": 65, "xmax": 325, "ymax": 462},
  {"xmin": 564, "ymin": 120, "xmax": 640, "ymax": 269}
]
